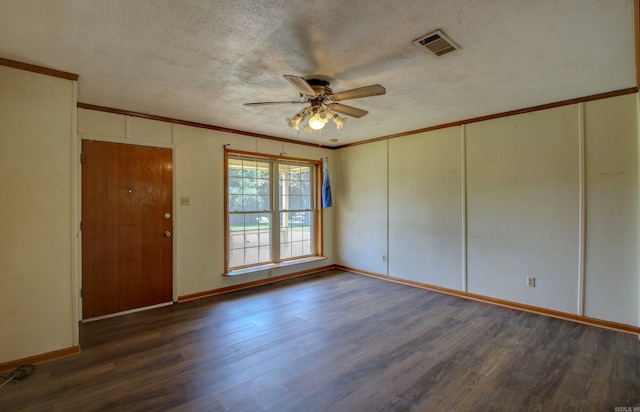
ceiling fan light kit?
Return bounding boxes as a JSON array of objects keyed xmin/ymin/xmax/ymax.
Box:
[
  {"xmin": 287, "ymin": 104, "xmax": 346, "ymax": 133},
  {"xmin": 245, "ymin": 75, "xmax": 385, "ymax": 134},
  {"xmin": 308, "ymin": 111, "xmax": 326, "ymax": 130}
]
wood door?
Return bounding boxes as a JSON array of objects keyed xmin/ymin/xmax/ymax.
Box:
[{"xmin": 82, "ymin": 140, "xmax": 173, "ymax": 319}]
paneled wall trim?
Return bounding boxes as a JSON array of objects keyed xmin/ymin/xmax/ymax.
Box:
[{"xmin": 335, "ymin": 93, "xmax": 639, "ymax": 329}]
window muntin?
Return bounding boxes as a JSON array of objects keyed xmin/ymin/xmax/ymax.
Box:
[{"xmin": 227, "ymin": 154, "xmax": 318, "ymax": 271}]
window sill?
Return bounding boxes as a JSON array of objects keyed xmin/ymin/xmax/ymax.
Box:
[{"xmin": 224, "ymin": 256, "xmax": 328, "ymax": 277}]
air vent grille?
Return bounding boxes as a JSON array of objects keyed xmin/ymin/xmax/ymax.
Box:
[{"xmin": 413, "ymin": 29, "xmax": 460, "ymax": 56}]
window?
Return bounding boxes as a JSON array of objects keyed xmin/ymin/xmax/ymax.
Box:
[{"xmin": 226, "ymin": 151, "xmax": 321, "ymax": 272}]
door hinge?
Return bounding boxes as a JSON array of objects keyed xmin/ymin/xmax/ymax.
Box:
[
  {"xmin": 80, "ymin": 288, "xmax": 83, "ymax": 298},
  {"xmin": 80, "ymin": 221, "xmax": 82, "ymax": 231}
]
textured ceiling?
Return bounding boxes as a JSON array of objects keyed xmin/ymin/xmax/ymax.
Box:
[{"xmin": 0, "ymin": 0, "xmax": 636, "ymax": 146}]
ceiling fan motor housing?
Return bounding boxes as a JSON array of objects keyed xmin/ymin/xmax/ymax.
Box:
[{"xmin": 306, "ymin": 79, "xmax": 332, "ymax": 99}]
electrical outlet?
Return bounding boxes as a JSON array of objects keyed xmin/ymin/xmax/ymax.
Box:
[
  {"xmin": 382, "ymin": 255, "xmax": 386, "ymax": 262},
  {"xmin": 180, "ymin": 197, "xmax": 190, "ymax": 206},
  {"xmin": 527, "ymin": 276, "xmax": 536, "ymax": 287}
]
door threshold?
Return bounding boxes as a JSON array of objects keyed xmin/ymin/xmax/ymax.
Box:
[{"xmin": 82, "ymin": 302, "xmax": 173, "ymax": 322}]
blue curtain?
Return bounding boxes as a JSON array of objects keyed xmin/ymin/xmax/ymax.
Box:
[{"xmin": 322, "ymin": 158, "xmax": 332, "ymax": 208}]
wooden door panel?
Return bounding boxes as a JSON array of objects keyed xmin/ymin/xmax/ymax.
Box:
[{"xmin": 82, "ymin": 140, "xmax": 172, "ymax": 319}]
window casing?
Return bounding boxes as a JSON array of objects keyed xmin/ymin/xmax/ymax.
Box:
[{"xmin": 226, "ymin": 151, "xmax": 321, "ymax": 272}]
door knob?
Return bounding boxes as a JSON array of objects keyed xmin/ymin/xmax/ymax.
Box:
[{"xmin": 164, "ymin": 231, "xmax": 172, "ymax": 237}]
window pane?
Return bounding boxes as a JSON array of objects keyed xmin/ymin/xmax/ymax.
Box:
[
  {"xmin": 257, "ymin": 179, "xmax": 270, "ymax": 194},
  {"xmin": 302, "ymin": 226, "xmax": 311, "ymax": 240},
  {"xmin": 229, "ymin": 213, "xmax": 244, "ymax": 228},
  {"xmin": 301, "ymin": 180, "xmax": 311, "ymax": 196},
  {"xmin": 289, "ymin": 180, "xmax": 301, "ymax": 196},
  {"xmin": 302, "ymin": 240, "xmax": 312, "ymax": 255},
  {"xmin": 242, "ymin": 160, "xmax": 257, "ymax": 177},
  {"xmin": 242, "ymin": 195, "xmax": 258, "ymax": 211},
  {"xmin": 259, "ymin": 245, "xmax": 270, "ymax": 262},
  {"xmin": 243, "ymin": 213, "xmax": 258, "ymax": 228},
  {"xmin": 244, "ymin": 246, "xmax": 259, "ymax": 266},
  {"xmin": 247, "ymin": 234, "xmax": 259, "ymax": 246},
  {"xmin": 229, "ymin": 234, "xmax": 244, "ymax": 250},
  {"xmin": 259, "ymin": 195, "xmax": 270, "ymax": 211},
  {"xmin": 228, "ymin": 156, "xmax": 316, "ymax": 270},
  {"xmin": 228, "ymin": 177, "xmax": 243, "ymax": 192},
  {"xmin": 228, "ymin": 195, "xmax": 242, "ymax": 212},
  {"xmin": 229, "ymin": 248, "xmax": 243, "ymax": 268},
  {"xmin": 280, "ymin": 241, "xmax": 292, "ymax": 260},
  {"xmin": 288, "ymin": 212, "xmax": 304, "ymax": 227},
  {"xmin": 227, "ymin": 212, "xmax": 272, "ymax": 268},
  {"xmin": 258, "ymin": 167, "xmax": 269, "ymax": 179},
  {"xmin": 228, "ymin": 159, "xmax": 243, "ymax": 177},
  {"xmin": 279, "ymin": 211, "xmax": 314, "ymax": 260}
]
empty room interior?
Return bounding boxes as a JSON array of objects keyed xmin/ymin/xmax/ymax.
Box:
[{"xmin": 1, "ymin": 0, "xmax": 640, "ymax": 410}]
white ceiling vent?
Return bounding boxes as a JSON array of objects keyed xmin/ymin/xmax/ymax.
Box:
[{"xmin": 413, "ymin": 29, "xmax": 460, "ymax": 56}]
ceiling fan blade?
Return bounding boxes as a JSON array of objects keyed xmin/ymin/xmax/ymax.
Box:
[
  {"xmin": 327, "ymin": 103, "xmax": 369, "ymax": 118},
  {"xmin": 283, "ymin": 75, "xmax": 317, "ymax": 96},
  {"xmin": 244, "ymin": 101, "xmax": 306, "ymax": 106},
  {"xmin": 331, "ymin": 84, "xmax": 386, "ymax": 101}
]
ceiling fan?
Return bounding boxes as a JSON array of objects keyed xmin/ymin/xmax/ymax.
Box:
[{"xmin": 244, "ymin": 75, "xmax": 386, "ymax": 133}]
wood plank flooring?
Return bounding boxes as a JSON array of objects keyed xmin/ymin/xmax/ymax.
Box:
[{"xmin": 1, "ymin": 270, "xmax": 639, "ymax": 411}]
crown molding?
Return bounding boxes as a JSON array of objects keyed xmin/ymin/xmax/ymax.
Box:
[
  {"xmin": 0, "ymin": 57, "xmax": 78, "ymax": 81},
  {"xmin": 336, "ymin": 87, "xmax": 638, "ymax": 149}
]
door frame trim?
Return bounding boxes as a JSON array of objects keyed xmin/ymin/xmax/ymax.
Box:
[{"xmin": 77, "ymin": 135, "xmax": 177, "ymax": 321}]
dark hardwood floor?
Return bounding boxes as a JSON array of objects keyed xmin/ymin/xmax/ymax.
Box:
[{"xmin": 1, "ymin": 270, "xmax": 639, "ymax": 411}]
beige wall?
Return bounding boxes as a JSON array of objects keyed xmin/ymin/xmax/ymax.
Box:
[
  {"xmin": 466, "ymin": 105, "xmax": 581, "ymax": 313},
  {"xmin": 0, "ymin": 66, "xmax": 77, "ymax": 363},
  {"xmin": 335, "ymin": 141, "xmax": 388, "ymax": 274},
  {"xmin": 335, "ymin": 94, "xmax": 639, "ymax": 327},
  {"xmin": 77, "ymin": 108, "xmax": 335, "ymax": 298},
  {"xmin": 388, "ymin": 127, "xmax": 464, "ymax": 290}
]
